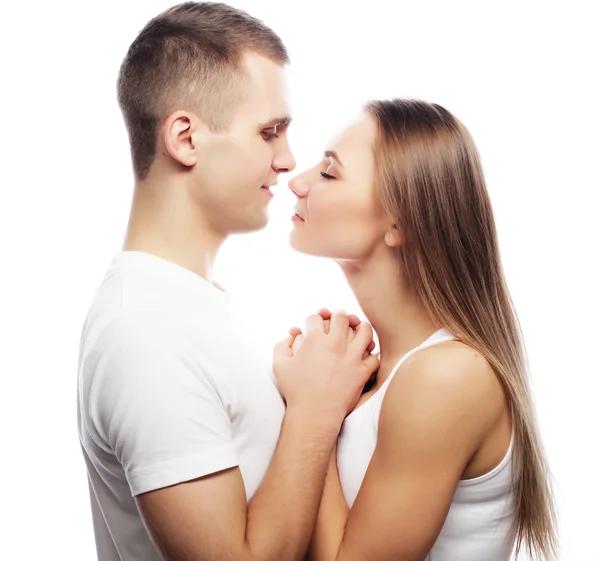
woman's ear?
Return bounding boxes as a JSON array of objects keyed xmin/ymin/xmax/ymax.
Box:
[{"xmin": 384, "ymin": 224, "xmax": 403, "ymax": 248}]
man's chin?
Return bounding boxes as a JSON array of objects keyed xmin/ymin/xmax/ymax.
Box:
[{"xmin": 231, "ymin": 215, "xmax": 269, "ymax": 235}]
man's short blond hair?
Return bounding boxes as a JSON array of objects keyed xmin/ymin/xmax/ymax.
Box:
[{"xmin": 117, "ymin": 1, "xmax": 289, "ymax": 179}]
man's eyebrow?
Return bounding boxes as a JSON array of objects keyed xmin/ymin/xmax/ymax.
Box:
[
  {"xmin": 259, "ymin": 116, "xmax": 292, "ymax": 128},
  {"xmin": 325, "ymin": 150, "xmax": 344, "ymax": 168}
]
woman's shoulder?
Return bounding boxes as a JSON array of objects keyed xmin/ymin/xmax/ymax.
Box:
[
  {"xmin": 380, "ymin": 339, "xmax": 506, "ymax": 438},
  {"xmin": 403, "ymin": 339, "xmax": 499, "ymax": 392}
]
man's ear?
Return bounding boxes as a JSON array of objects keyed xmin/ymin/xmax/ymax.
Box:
[
  {"xmin": 384, "ymin": 223, "xmax": 404, "ymax": 248},
  {"xmin": 162, "ymin": 111, "xmax": 198, "ymax": 168}
]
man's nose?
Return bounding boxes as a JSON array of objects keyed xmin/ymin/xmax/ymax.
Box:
[{"xmin": 273, "ymin": 144, "xmax": 297, "ymax": 174}]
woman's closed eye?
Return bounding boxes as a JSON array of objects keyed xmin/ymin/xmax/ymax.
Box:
[{"xmin": 320, "ymin": 171, "xmax": 335, "ymax": 180}]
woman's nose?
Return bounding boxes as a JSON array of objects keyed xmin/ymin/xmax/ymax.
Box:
[{"xmin": 288, "ymin": 171, "xmax": 310, "ymax": 198}]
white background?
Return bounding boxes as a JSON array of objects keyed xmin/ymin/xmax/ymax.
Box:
[{"xmin": 1, "ymin": 1, "xmax": 598, "ymax": 559}]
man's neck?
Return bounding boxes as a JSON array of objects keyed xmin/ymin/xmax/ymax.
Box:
[{"xmin": 123, "ymin": 182, "xmax": 225, "ymax": 284}]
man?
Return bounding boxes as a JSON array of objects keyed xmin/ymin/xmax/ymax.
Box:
[{"xmin": 77, "ymin": 3, "xmax": 378, "ymax": 560}]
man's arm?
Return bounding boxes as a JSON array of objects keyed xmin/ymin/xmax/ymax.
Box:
[
  {"xmin": 138, "ymin": 408, "xmax": 338, "ymax": 561},
  {"xmin": 131, "ymin": 312, "xmax": 378, "ymax": 561}
]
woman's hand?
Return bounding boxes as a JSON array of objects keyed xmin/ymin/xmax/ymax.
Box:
[
  {"xmin": 273, "ymin": 310, "xmax": 380, "ymax": 424},
  {"xmin": 289, "ymin": 308, "xmax": 376, "ymax": 358}
]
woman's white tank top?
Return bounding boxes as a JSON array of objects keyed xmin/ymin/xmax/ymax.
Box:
[{"xmin": 337, "ymin": 328, "xmax": 516, "ymax": 560}]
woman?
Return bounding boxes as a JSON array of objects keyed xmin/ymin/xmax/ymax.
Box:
[{"xmin": 281, "ymin": 99, "xmax": 557, "ymax": 560}]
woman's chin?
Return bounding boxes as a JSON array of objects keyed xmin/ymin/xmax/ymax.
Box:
[{"xmin": 288, "ymin": 233, "xmax": 323, "ymax": 257}]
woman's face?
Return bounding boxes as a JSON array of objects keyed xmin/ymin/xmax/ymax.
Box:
[{"xmin": 288, "ymin": 112, "xmax": 390, "ymax": 260}]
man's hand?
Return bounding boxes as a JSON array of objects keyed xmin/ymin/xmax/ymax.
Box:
[{"xmin": 273, "ymin": 310, "xmax": 379, "ymax": 425}]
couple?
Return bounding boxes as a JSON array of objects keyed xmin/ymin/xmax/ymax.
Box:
[{"xmin": 77, "ymin": 2, "xmax": 557, "ymax": 560}]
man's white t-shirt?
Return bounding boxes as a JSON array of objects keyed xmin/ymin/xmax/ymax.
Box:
[{"xmin": 77, "ymin": 251, "xmax": 286, "ymax": 560}]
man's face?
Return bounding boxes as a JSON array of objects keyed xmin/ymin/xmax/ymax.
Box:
[{"xmin": 191, "ymin": 51, "xmax": 296, "ymax": 236}]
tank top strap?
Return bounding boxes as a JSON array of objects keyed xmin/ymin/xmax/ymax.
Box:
[{"xmin": 379, "ymin": 328, "xmax": 458, "ymax": 395}]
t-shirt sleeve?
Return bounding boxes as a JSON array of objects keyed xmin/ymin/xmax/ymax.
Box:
[{"xmin": 87, "ymin": 310, "xmax": 239, "ymax": 497}]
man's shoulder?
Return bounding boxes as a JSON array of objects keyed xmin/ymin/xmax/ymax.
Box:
[
  {"xmin": 82, "ymin": 262, "xmax": 231, "ymax": 352},
  {"xmin": 80, "ymin": 294, "xmax": 252, "ymax": 390},
  {"xmin": 79, "ymin": 256, "xmax": 270, "ymax": 399}
]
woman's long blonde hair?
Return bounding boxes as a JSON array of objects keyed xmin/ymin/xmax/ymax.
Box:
[{"xmin": 367, "ymin": 99, "xmax": 557, "ymax": 560}]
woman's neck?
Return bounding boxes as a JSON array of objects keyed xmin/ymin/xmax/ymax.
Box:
[{"xmin": 339, "ymin": 250, "xmax": 440, "ymax": 380}]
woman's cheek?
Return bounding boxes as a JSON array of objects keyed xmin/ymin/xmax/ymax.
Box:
[{"xmin": 307, "ymin": 189, "xmax": 336, "ymax": 223}]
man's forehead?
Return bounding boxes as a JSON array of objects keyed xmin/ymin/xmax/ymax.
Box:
[
  {"xmin": 240, "ymin": 52, "xmax": 292, "ymax": 119},
  {"xmin": 242, "ymin": 52, "xmax": 289, "ymax": 94}
]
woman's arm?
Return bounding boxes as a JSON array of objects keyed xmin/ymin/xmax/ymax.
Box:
[
  {"xmin": 309, "ymin": 343, "xmax": 506, "ymax": 561},
  {"xmin": 309, "ymin": 443, "xmax": 348, "ymax": 561}
]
